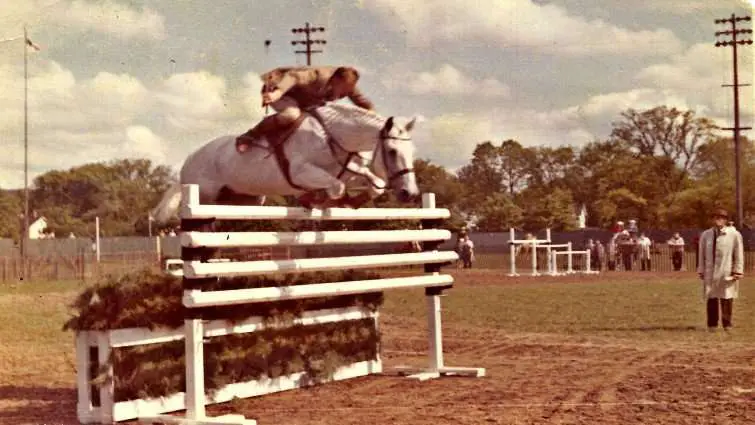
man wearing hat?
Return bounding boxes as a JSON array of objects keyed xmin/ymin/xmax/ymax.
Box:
[{"xmin": 697, "ymin": 208, "xmax": 744, "ymax": 331}]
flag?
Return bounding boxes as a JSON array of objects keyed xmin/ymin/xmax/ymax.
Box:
[{"xmin": 25, "ymin": 37, "xmax": 41, "ymax": 51}]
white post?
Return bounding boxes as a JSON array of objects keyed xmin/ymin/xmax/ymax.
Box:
[
  {"xmin": 95, "ymin": 216, "xmax": 101, "ymax": 263},
  {"xmin": 530, "ymin": 240, "xmax": 538, "ymax": 276},
  {"xmin": 183, "ymin": 184, "xmax": 206, "ymax": 420},
  {"xmin": 585, "ymin": 249, "xmax": 592, "ymax": 273},
  {"xmin": 155, "ymin": 235, "xmax": 162, "ymax": 266},
  {"xmin": 423, "ymin": 193, "xmax": 444, "ymax": 373},
  {"xmin": 550, "ymin": 250, "xmax": 557, "ymax": 275},
  {"xmin": 75, "ymin": 333, "xmax": 92, "ymax": 421},
  {"xmin": 567, "ymin": 242, "xmax": 573, "ymax": 274},
  {"xmin": 508, "ymin": 228, "xmax": 517, "ymax": 276},
  {"xmin": 546, "ymin": 229, "xmax": 552, "ymax": 274},
  {"xmin": 97, "ymin": 332, "xmax": 114, "ymax": 422},
  {"xmin": 185, "ymin": 317, "xmax": 205, "ymax": 419}
]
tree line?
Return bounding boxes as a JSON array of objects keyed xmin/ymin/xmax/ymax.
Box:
[{"xmin": 0, "ymin": 105, "xmax": 752, "ymax": 240}]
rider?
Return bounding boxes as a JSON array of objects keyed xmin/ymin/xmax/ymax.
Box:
[{"xmin": 236, "ymin": 66, "xmax": 375, "ymax": 153}]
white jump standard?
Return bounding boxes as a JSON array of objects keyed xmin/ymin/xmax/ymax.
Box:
[
  {"xmin": 550, "ymin": 249, "xmax": 599, "ymax": 275},
  {"xmin": 73, "ymin": 184, "xmax": 486, "ymax": 425},
  {"xmin": 507, "ymin": 228, "xmax": 552, "ymax": 276}
]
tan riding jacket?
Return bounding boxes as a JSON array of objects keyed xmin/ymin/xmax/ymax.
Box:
[{"xmin": 261, "ymin": 66, "xmax": 374, "ymax": 110}]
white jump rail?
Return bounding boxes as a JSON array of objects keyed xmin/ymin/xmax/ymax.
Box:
[
  {"xmin": 181, "ymin": 229, "xmax": 452, "ymax": 248},
  {"xmin": 73, "ymin": 184, "xmax": 484, "ymax": 425},
  {"xmin": 184, "ymin": 251, "xmax": 459, "ymax": 278},
  {"xmin": 507, "ymin": 228, "xmax": 552, "ymax": 276},
  {"xmin": 550, "ymin": 249, "xmax": 599, "ymax": 275}
]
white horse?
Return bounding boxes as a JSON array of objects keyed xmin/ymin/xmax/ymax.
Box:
[{"xmin": 152, "ymin": 102, "xmax": 421, "ymax": 224}]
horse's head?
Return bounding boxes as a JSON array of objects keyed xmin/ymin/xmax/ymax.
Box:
[{"xmin": 378, "ymin": 116, "xmax": 420, "ymax": 203}]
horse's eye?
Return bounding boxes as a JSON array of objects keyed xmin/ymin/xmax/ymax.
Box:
[{"xmin": 389, "ymin": 149, "xmax": 398, "ymax": 158}]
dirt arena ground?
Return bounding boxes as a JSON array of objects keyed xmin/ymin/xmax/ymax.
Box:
[{"xmin": 1, "ymin": 270, "xmax": 753, "ymax": 425}]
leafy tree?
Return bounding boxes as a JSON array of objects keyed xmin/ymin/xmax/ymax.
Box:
[
  {"xmin": 518, "ymin": 187, "xmax": 577, "ymax": 231},
  {"xmin": 474, "ymin": 192, "xmax": 523, "ymax": 232},
  {"xmin": 457, "ymin": 141, "xmax": 504, "ymax": 208},
  {"xmin": 524, "ymin": 146, "xmax": 576, "ymax": 191},
  {"xmin": 499, "ymin": 139, "xmax": 533, "ymax": 195},
  {"xmin": 610, "ymin": 106, "xmax": 714, "ymax": 207},
  {"xmin": 30, "ymin": 159, "xmax": 176, "ymax": 237},
  {"xmin": 0, "ymin": 189, "xmax": 22, "ymax": 240}
]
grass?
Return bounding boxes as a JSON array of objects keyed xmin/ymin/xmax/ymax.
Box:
[
  {"xmin": 1, "ymin": 269, "xmax": 752, "ymax": 391},
  {"xmin": 382, "ymin": 272, "xmax": 755, "ymax": 343}
]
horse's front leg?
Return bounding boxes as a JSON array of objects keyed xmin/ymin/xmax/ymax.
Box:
[
  {"xmin": 339, "ymin": 164, "xmax": 386, "ymax": 208},
  {"xmin": 291, "ymin": 163, "xmax": 346, "ymax": 209}
]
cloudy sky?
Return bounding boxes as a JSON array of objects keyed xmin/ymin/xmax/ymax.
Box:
[{"xmin": 0, "ymin": 0, "xmax": 753, "ymax": 188}]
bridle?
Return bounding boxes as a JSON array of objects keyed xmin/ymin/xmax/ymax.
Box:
[
  {"xmin": 309, "ymin": 110, "xmax": 415, "ymax": 190},
  {"xmin": 376, "ymin": 123, "xmax": 415, "ymax": 188}
]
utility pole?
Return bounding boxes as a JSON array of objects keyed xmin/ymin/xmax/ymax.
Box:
[
  {"xmin": 715, "ymin": 14, "xmax": 752, "ymax": 230},
  {"xmin": 291, "ymin": 22, "xmax": 326, "ymax": 65},
  {"xmin": 22, "ymin": 25, "xmax": 30, "ymax": 279}
]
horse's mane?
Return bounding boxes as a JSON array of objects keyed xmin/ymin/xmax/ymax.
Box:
[{"xmin": 315, "ymin": 102, "xmax": 387, "ymax": 130}]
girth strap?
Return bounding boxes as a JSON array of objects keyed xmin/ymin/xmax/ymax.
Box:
[{"xmin": 269, "ymin": 114, "xmax": 308, "ymax": 191}]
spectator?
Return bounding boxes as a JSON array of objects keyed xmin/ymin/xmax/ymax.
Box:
[
  {"xmin": 638, "ymin": 233, "xmax": 652, "ymax": 271},
  {"xmin": 597, "ymin": 240, "xmax": 606, "ymax": 271},
  {"xmin": 667, "ymin": 232, "xmax": 685, "ymax": 271},
  {"xmin": 615, "ymin": 230, "xmax": 635, "ymax": 271},
  {"xmin": 607, "ymin": 238, "xmax": 617, "ymax": 271},
  {"xmin": 592, "ymin": 240, "xmax": 605, "ymax": 271},
  {"xmin": 697, "ymin": 208, "xmax": 744, "ymax": 331},
  {"xmin": 458, "ymin": 234, "xmax": 475, "ymax": 269}
]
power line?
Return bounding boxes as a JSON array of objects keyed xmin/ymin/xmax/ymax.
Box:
[
  {"xmin": 290, "ymin": 22, "xmax": 326, "ymax": 65},
  {"xmin": 715, "ymin": 14, "xmax": 752, "ymax": 230}
]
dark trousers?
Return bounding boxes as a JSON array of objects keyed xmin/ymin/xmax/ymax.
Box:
[
  {"xmin": 707, "ymin": 298, "xmax": 734, "ymax": 328},
  {"xmin": 640, "ymin": 258, "xmax": 651, "ymax": 271},
  {"xmin": 672, "ymin": 252, "xmax": 683, "ymax": 271},
  {"xmin": 622, "ymin": 254, "xmax": 632, "ymax": 271}
]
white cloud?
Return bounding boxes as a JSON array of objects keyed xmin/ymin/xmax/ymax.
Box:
[
  {"xmin": 125, "ymin": 126, "xmax": 167, "ymax": 164},
  {"xmin": 637, "ymin": 0, "xmax": 752, "ymax": 15},
  {"xmin": 0, "ymin": 0, "xmax": 165, "ymax": 41},
  {"xmin": 0, "ymin": 59, "xmax": 264, "ymax": 188},
  {"xmin": 384, "ymin": 64, "xmax": 510, "ymax": 97},
  {"xmin": 368, "ymin": 0, "xmax": 683, "ymax": 56},
  {"xmin": 413, "ymin": 112, "xmax": 497, "ymax": 168},
  {"xmin": 157, "ymin": 72, "xmax": 229, "ymax": 131},
  {"xmin": 635, "ymin": 43, "xmax": 753, "ymax": 125},
  {"xmin": 411, "ymin": 40, "xmax": 754, "ymax": 170},
  {"xmin": 65, "ymin": 0, "xmax": 166, "ymax": 40}
]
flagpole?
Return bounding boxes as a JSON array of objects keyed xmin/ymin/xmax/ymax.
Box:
[{"xmin": 21, "ymin": 25, "xmax": 29, "ymax": 278}]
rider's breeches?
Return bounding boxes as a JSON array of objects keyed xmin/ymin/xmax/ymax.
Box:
[{"xmin": 269, "ymin": 96, "xmax": 301, "ymax": 125}]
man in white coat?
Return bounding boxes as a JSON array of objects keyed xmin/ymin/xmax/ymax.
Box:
[{"xmin": 697, "ymin": 208, "xmax": 744, "ymax": 331}]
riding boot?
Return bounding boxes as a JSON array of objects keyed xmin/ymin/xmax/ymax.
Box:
[{"xmin": 236, "ymin": 115, "xmax": 287, "ymax": 153}]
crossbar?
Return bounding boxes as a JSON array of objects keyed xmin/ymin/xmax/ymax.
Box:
[
  {"xmin": 509, "ymin": 239, "xmax": 550, "ymax": 244},
  {"xmin": 553, "ymin": 251, "xmax": 588, "ymax": 255},
  {"xmin": 183, "ymin": 274, "xmax": 455, "ymax": 308},
  {"xmin": 181, "ymin": 229, "xmax": 451, "ymax": 248},
  {"xmin": 180, "ymin": 203, "xmax": 450, "ymax": 221},
  {"xmin": 184, "ymin": 251, "xmax": 459, "ymax": 278}
]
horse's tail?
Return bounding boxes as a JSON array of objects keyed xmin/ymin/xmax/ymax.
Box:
[{"xmin": 151, "ymin": 183, "xmax": 183, "ymax": 224}]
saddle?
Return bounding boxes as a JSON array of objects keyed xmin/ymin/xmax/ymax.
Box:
[{"xmin": 236, "ymin": 114, "xmax": 309, "ymax": 191}]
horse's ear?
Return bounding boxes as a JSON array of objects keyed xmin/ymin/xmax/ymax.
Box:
[
  {"xmin": 405, "ymin": 115, "xmax": 423, "ymax": 132},
  {"xmin": 383, "ymin": 117, "xmax": 395, "ymax": 133}
]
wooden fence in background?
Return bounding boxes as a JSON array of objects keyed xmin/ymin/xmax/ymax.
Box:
[{"xmin": 0, "ymin": 247, "xmax": 293, "ymax": 283}]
